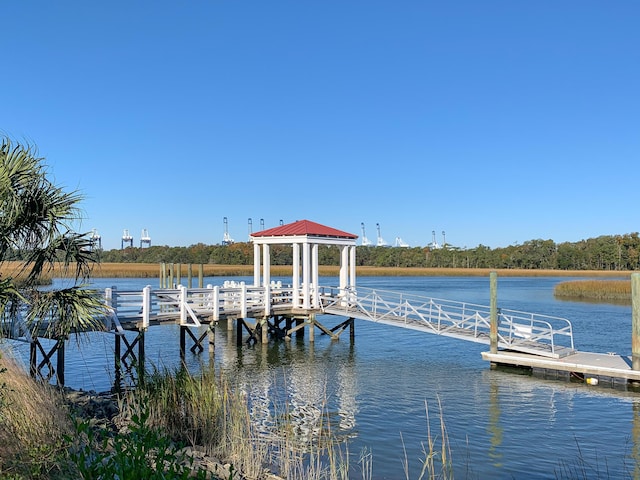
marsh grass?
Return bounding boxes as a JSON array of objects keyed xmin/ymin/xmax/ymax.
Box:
[
  {"xmin": 3, "ymin": 261, "xmax": 632, "ymax": 280},
  {"xmin": 554, "ymin": 279, "xmax": 631, "ymax": 303},
  {"xmin": 0, "ymin": 350, "xmax": 72, "ymax": 478}
]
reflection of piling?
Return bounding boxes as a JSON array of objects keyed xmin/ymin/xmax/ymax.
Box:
[
  {"xmin": 632, "ymin": 273, "xmax": 640, "ymax": 371},
  {"xmin": 633, "ymin": 401, "xmax": 640, "ymax": 478}
]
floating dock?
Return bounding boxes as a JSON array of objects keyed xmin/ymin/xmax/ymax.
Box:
[{"xmin": 482, "ymin": 350, "xmax": 640, "ymax": 385}]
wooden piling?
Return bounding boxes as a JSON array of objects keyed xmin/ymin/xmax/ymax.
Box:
[
  {"xmin": 490, "ymin": 271, "xmax": 498, "ymax": 354},
  {"xmin": 350, "ymin": 318, "xmax": 355, "ymax": 344},
  {"xmin": 236, "ymin": 319, "xmax": 243, "ymax": 346},
  {"xmin": 261, "ymin": 317, "xmax": 268, "ymax": 343},
  {"xmin": 309, "ymin": 313, "xmax": 315, "ymax": 343},
  {"xmin": 138, "ymin": 329, "xmax": 146, "ymax": 385},
  {"xmin": 188, "ymin": 264, "xmax": 193, "ymax": 288},
  {"xmin": 180, "ymin": 326, "xmax": 187, "ymax": 362},
  {"xmin": 55, "ymin": 338, "xmax": 65, "ymax": 387},
  {"xmin": 208, "ymin": 324, "xmax": 215, "ymax": 357},
  {"xmin": 199, "ymin": 264, "xmax": 204, "ymax": 288},
  {"xmin": 632, "ymin": 273, "xmax": 640, "ymax": 370}
]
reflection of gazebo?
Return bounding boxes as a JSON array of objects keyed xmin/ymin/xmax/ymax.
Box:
[{"xmin": 250, "ymin": 219, "xmax": 358, "ymax": 310}]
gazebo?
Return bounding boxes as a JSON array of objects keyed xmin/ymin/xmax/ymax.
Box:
[{"xmin": 250, "ymin": 219, "xmax": 358, "ymax": 310}]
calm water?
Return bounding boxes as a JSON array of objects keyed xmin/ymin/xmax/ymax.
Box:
[{"xmin": 6, "ymin": 275, "xmax": 639, "ymax": 479}]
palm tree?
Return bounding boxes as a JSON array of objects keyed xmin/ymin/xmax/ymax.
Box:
[{"xmin": 0, "ymin": 137, "xmax": 107, "ymax": 381}]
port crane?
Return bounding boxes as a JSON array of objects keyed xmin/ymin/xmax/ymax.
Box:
[
  {"xmin": 90, "ymin": 229, "xmax": 102, "ymax": 250},
  {"xmin": 121, "ymin": 229, "xmax": 133, "ymax": 249},
  {"xmin": 395, "ymin": 237, "xmax": 409, "ymax": 247},
  {"xmin": 376, "ymin": 223, "xmax": 388, "ymax": 247},
  {"xmin": 222, "ymin": 217, "xmax": 234, "ymax": 245},
  {"xmin": 140, "ymin": 229, "xmax": 151, "ymax": 248},
  {"xmin": 360, "ymin": 222, "xmax": 372, "ymax": 246}
]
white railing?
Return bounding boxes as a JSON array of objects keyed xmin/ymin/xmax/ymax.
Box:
[
  {"xmin": 319, "ymin": 286, "xmax": 574, "ymax": 356},
  {"xmin": 104, "ymin": 282, "xmax": 292, "ymax": 328},
  {"xmin": 103, "ymin": 283, "xmax": 574, "ymax": 357}
]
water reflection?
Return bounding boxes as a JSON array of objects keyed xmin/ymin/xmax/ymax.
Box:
[
  {"xmin": 487, "ymin": 376, "xmax": 503, "ymax": 467},
  {"xmin": 214, "ymin": 326, "xmax": 358, "ymax": 448}
]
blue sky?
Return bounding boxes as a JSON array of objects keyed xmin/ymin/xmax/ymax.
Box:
[{"xmin": 2, "ymin": 1, "xmax": 638, "ymax": 250}]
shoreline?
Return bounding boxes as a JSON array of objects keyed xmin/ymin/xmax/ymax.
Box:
[{"xmin": 67, "ymin": 263, "xmax": 640, "ymax": 279}]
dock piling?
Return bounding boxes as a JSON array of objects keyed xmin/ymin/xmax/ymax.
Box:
[
  {"xmin": 632, "ymin": 273, "xmax": 640, "ymax": 371},
  {"xmin": 490, "ymin": 271, "xmax": 498, "ymax": 354}
]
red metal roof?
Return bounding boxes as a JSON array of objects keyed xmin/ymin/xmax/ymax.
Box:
[{"xmin": 251, "ymin": 220, "xmax": 357, "ymax": 239}]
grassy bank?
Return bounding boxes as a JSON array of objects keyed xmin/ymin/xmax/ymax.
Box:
[
  {"xmin": 1, "ymin": 262, "xmax": 633, "ymax": 279},
  {"xmin": 554, "ymin": 279, "xmax": 632, "ymax": 303}
]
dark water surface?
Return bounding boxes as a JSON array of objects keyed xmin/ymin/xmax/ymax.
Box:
[{"xmin": 7, "ymin": 275, "xmax": 639, "ymax": 479}]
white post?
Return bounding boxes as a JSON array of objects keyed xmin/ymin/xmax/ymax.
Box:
[
  {"xmin": 312, "ymin": 243, "xmax": 319, "ymax": 308},
  {"xmin": 339, "ymin": 245, "xmax": 348, "ymax": 292},
  {"xmin": 293, "ymin": 242, "xmax": 300, "ymax": 307},
  {"xmin": 105, "ymin": 287, "xmax": 114, "ymax": 330},
  {"xmin": 212, "ymin": 285, "xmax": 220, "ymax": 321},
  {"xmin": 240, "ymin": 282, "xmax": 247, "ymax": 318},
  {"xmin": 262, "ymin": 244, "xmax": 271, "ymax": 288},
  {"xmin": 142, "ymin": 285, "xmax": 151, "ymax": 329},
  {"xmin": 253, "ymin": 242, "xmax": 261, "ymax": 286},
  {"xmin": 179, "ymin": 285, "xmax": 187, "ymax": 325},
  {"xmin": 302, "ymin": 241, "xmax": 310, "ymax": 309},
  {"xmin": 349, "ymin": 245, "xmax": 357, "ymax": 289},
  {"xmin": 105, "ymin": 287, "xmax": 114, "ymax": 309},
  {"xmin": 264, "ymin": 284, "xmax": 271, "ymax": 316}
]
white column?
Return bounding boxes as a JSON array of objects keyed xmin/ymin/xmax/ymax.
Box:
[
  {"xmin": 262, "ymin": 243, "xmax": 271, "ymax": 288},
  {"xmin": 312, "ymin": 243, "xmax": 319, "ymax": 308},
  {"xmin": 339, "ymin": 245, "xmax": 348, "ymax": 292},
  {"xmin": 349, "ymin": 245, "xmax": 357, "ymax": 289},
  {"xmin": 293, "ymin": 242, "xmax": 300, "ymax": 307},
  {"xmin": 253, "ymin": 242, "xmax": 261, "ymax": 286},
  {"xmin": 302, "ymin": 241, "xmax": 310, "ymax": 309}
]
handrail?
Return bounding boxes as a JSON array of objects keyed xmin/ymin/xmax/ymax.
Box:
[{"xmin": 319, "ymin": 286, "xmax": 575, "ymax": 356}]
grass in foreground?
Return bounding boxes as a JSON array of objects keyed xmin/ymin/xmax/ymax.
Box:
[{"xmin": 0, "ymin": 352, "xmax": 72, "ymax": 479}]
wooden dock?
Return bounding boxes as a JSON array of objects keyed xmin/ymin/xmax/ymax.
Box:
[{"xmin": 482, "ymin": 350, "xmax": 640, "ymax": 383}]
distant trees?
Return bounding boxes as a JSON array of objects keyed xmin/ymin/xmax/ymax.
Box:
[{"xmin": 97, "ymin": 232, "xmax": 640, "ymax": 271}]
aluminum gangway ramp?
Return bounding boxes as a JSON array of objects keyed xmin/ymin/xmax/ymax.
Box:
[{"xmin": 320, "ymin": 286, "xmax": 575, "ymax": 359}]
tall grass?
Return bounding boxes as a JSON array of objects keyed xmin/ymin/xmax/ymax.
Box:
[
  {"xmin": 0, "ymin": 350, "xmax": 72, "ymax": 478},
  {"xmin": 3, "ymin": 261, "xmax": 633, "ymax": 280},
  {"xmin": 118, "ymin": 364, "xmax": 362, "ymax": 479},
  {"xmin": 554, "ymin": 279, "xmax": 631, "ymax": 303}
]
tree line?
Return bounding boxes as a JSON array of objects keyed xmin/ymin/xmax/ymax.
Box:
[{"xmin": 98, "ymin": 232, "xmax": 640, "ymax": 271}]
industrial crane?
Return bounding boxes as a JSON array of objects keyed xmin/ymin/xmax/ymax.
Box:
[
  {"xmin": 140, "ymin": 229, "xmax": 151, "ymax": 248},
  {"xmin": 360, "ymin": 222, "xmax": 372, "ymax": 246},
  {"xmin": 121, "ymin": 229, "xmax": 133, "ymax": 249},
  {"xmin": 395, "ymin": 237, "xmax": 409, "ymax": 247},
  {"xmin": 376, "ymin": 223, "xmax": 388, "ymax": 247},
  {"xmin": 90, "ymin": 229, "xmax": 102, "ymax": 250},
  {"xmin": 222, "ymin": 217, "xmax": 234, "ymax": 245}
]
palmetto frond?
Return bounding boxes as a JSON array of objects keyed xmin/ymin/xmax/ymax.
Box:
[
  {"xmin": 25, "ymin": 287, "xmax": 108, "ymax": 339},
  {"xmin": 1, "ymin": 136, "xmax": 102, "ymax": 341}
]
